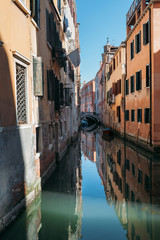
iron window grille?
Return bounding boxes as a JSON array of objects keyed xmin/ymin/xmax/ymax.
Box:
[{"xmin": 16, "ymin": 63, "xmax": 27, "ymax": 124}]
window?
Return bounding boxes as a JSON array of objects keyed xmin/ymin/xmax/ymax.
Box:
[
  {"xmin": 126, "ymin": 159, "xmax": 130, "ymax": 170},
  {"xmin": 117, "ymin": 149, "xmax": 121, "ymax": 165},
  {"xmin": 145, "ymin": 108, "xmax": 150, "ymax": 123},
  {"xmin": 137, "ymin": 109, "xmax": 142, "ymax": 123},
  {"xmin": 136, "ymin": 70, "xmax": 142, "ymax": 91},
  {"xmin": 126, "ymin": 79, "xmax": 129, "ymax": 95},
  {"xmin": 130, "ymin": 40, "xmax": 134, "ymax": 60},
  {"xmin": 131, "ymin": 191, "xmax": 135, "ymax": 202},
  {"xmin": 135, "ymin": 31, "xmax": 141, "ymax": 54},
  {"xmin": 131, "ymin": 109, "xmax": 135, "ymax": 122},
  {"xmin": 49, "ymin": 124, "xmax": 52, "ymax": 144},
  {"xmin": 146, "ymin": 64, "xmax": 150, "ymax": 87},
  {"xmin": 57, "ymin": 0, "xmax": 61, "ymax": 15},
  {"xmin": 130, "ymin": 75, "xmax": 134, "ymax": 93},
  {"xmin": 138, "ymin": 169, "xmax": 143, "ymax": 184},
  {"xmin": 47, "ymin": 70, "xmax": 55, "ymax": 101},
  {"xmin": 16, "ymin": 62, "xmax": 27, "ymax": 124},
  {"xmin": 132, "ymin": 163, "xmax": 135, "ymax": 176},
  {"xmin": 113, "ymin": 58, "xmax": 115, "ymax": 70},
  {"xmin": 117, "ymin": 106, "xmax": 121, "ymax": 123},
  {"xmin": 36, "ymin": 127, "xmax": 42, "ymax": 153},
  {"xmin": 145, "ymin": 175, "xmax": 150, "ymax": 192},
  {"xmin": 125, "ymin": 183, "xmax": 130, "ymax": 200},
  {"xmin": 125, "ymin": 110, "xmax": 129, "ymax": 121},
  {"xmin": 143, "ymin": 21, "xmax": 150, "ymax": 45},
  {"xmin": 46, "ymin": 10, "xmax": 57, "ymax": 48},
  {"xmin": 30, "ymin": 0, "xmax": 40, "ymax": 26},
  {"xmin": 119, "ymin": 51, "xmax": 121, "ymax": 63}
]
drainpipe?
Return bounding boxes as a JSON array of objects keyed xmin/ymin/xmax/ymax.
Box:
[{"xmin": 149, "ymin": 7, "xmax": 152, "ymax": 147}]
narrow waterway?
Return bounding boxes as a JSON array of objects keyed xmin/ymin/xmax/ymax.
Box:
[{"xmin": 1, "ymin": 129, "xmax": 160, "ymax": 240}]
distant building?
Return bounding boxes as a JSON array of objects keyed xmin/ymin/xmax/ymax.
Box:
[{"xmin": 81, "ymin": 79, "xmax": 95, "ymax": 113}]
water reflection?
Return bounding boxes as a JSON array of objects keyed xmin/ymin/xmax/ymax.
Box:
[
  {"xmin": 81, "ymin": 129, "xmax": 160, "ymax": 240},
  {"xmin": 1, "ymin": 131, "xmax": 160, "ymax": 240}
]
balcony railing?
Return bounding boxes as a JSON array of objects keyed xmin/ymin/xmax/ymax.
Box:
[{"xmin": 126, "ymin": 0, "xmax": 141, "ymax": 24}]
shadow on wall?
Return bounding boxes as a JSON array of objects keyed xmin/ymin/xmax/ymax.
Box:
[{"xmin": 0, "ymin": 38, "xmax": 27, "ymax": 237}]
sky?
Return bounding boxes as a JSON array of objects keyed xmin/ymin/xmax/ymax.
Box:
[{"xmin": 76, "ymin": 0, "xmax": 133, "ymax": 84}]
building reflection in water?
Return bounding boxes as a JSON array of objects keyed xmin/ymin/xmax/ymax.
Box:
[
  {"xmin": 81, "ymin": 129, "xmax": 160, "ymax": 240},
  {"xmin": 0, "ymin": 136, "xmax": 82, "ymax": 240},
  {"xmin": 39, "ymin": 136, "xmax": 82, "ymax": 240}
]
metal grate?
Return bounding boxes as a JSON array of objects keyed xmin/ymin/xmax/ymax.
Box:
[{"xmin": 16, "ymin": 63, "xmax": 27, "ymax": 124}]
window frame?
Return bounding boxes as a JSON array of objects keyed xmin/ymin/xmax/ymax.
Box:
[
  {"xmin": 137, "ymin": 109, "xmax": 142, "ymax": 123},
  {"xmin": 14, "ymin": 58, "xmax": 29, "ymax": 125}
]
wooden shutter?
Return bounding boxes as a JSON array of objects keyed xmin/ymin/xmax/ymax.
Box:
[
  {"xmin": 33, "ymin": 56, "xmax": 43, "ymax": 96},
  {"xmin": 139, "ymin": 31, "xmax": 141, "ymax": 52},
  {"xmin": 135, "ymin": 34, "xmax": 138, "ymax": 54},
  {"xmin": 143, "ymin": 23, "xmax": 147, "ymax": 45},
  {"xmin": 136, "ymin": 72, "xmax": 138, "ymax": 90},
  {"xmin": 55, "ymin": 78, "xmax": 60, "ymax": 110},
  {"xmin": 30, "ymin": 0, "xmax": 36, "ymax": 18},
  {"xmin": 46, "ymin": 9, "xmax": 50, "ymax": 44},
  {"xmin": 50, "ymin": 13, "xmax": 56, "ymax": 48}
]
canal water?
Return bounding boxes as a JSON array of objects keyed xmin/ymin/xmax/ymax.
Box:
[{"xmin": 1, "ymin": 129, "xmax": 160, "ymax": 240}]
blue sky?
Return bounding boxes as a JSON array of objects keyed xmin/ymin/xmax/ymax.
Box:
[{"xmin": 76, "ymin": 0, "xmax": 133, "ymax": 84}]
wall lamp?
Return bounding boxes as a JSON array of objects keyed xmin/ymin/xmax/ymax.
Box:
[{"xmin": 0, "ymin": 40, "xmax": 4, "ymax": 47}]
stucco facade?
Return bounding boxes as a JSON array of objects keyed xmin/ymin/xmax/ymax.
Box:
[
  {"xmin": 0, "ymin": 0, "xmax": 80, "ymax": 230},
  {"xmin": 125, "ymin": 0, "xmax": 160, "ymax": 148}
]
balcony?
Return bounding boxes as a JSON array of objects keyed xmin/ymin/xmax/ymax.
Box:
[
  {"xmin": 126, "ymin": 0, "xmax": 141, "ymax": 25},
  {"xmin": 126, "ymin": 0, "xmax": 151, "ymax": 26}
]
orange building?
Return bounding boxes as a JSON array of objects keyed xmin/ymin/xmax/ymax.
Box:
[
  {"xmin": 125, "ymin": 0, "xmax": 160, "ymax": 148},
  {"xmin": 105, "ymin": 42, "xmax": 126, "ymax": 135}
]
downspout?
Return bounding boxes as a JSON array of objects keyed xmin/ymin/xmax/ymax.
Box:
[{"xmin": 149, "ymin": 7, "xmax": 152, "ymax": 147}]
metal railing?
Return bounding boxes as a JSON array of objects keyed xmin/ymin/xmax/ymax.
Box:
[{"xmin": 126, "ymin": 0, "xmax": 141, "ymax": 24}]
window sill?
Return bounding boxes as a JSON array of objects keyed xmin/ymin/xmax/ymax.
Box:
[
  {"xmin": 31, "ymin": 18, "xmax": 40, "ymax": 30},
  {"xmin": 13, "ymin": 0, "xmax": 31, "ymax": 15}
]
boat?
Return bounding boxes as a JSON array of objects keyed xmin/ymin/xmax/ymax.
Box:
[{"xmin": 102, "ymin": 127, "xmax": 113, "ymax": 136}]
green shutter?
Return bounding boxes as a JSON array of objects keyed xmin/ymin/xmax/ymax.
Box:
[
  {"xmin": 139, "ymin": 31, "xmax": 141, "ymax": 52},
  {"xmin": 46, "ymin": 9, "xmax": 50, "ymax": 44},
  {"xmin": 33, "ymin": 56, "xmax": 43, "ymax": 96},
  {"xmin": 135, "ymin": 34, "xmax": 138, "ymax": 54},
  {"xmin": 143, "ymin": 23, "xmax": 147, "ymax": 45},
  {"xmin": 30, "ymin": 0, "xmax": 36, "ymax": 18}
]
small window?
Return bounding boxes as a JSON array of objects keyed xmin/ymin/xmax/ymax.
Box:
[
  {"xmin": 143, "ymin": 21, "xmax": 150, "ymax": 45},
  {"xmin": 57, "ymin": 0, "xmax": 61, "ymax": 14},
  {"xmin": 126, "ymin": 159, "xmax": 130, "ymax": 170},
  {"xmin": 135, "ymin": 31, "xmax": 141, "ymax": 54},
  {"xmin": 126, "ymin": 79, "xmax": 129, "ymax": 95},
  {"xmin": 131, "ymin": 109, "xmax": 135, "ymax": 122},
  {"xmin": 30, "ymin": 0, "xmax": 40, "ymax": 26},
  {"xmin": 131, "ymin": 191, "xmax": 135, "ymax": 202},
  {"xmin": 137, "ymin": 109, "xmax": 142, "ymax": 123},
  {"xmin": 138, "ymin": 169, "xmax": 143, "ymax": 184},
  {"xmin": 130, "ymin": 75, "xmax": 134, "ymax": 93},
  {"xmin": 119, "ymin": 51, "xmax": 121, "ymax": 63},
  {"xmin": 145, "ymin": 108, "xmax": 150, "ymax": 123},
  {"xmin": 136, "ymin": 70, "xmax": 142, "ymax": 91},
  {"xmin": 146, "ymin": 64, "xmax": 150, "ymax": 87},
  {"xmin": 117, "ymin": 106, "xmax": 121, "ymax": 123},
  {"xmin": 36, "ymin": 127, "xmax": 42, "ymax": 153},
  {"xmin": 132, "ymin": 163, "xmax": 135, "ymax": 176},
  {"xmin": 117, "ymin": 149, "xmax": 121, "ymax": 165},
  {"xmin": 113, "ymin": 58, "xmax": 115, "ymax": 70},
  {"xmin": 130, "ymin": 40, "xmax": 134, "ymax": 60},
  {"xmin": 145, "ymin": 175, "xmax": 150, "ymax": 192},
  {"xmin": 125, "ymin": 110, "xmax": 129, "ymax": 121}
]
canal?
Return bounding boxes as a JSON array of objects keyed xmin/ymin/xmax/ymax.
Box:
[{"xmin": 1, "ymin": 129, "xmax": 160, "ymax": 240}]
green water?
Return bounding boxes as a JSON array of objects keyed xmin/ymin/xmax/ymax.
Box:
[{"xmin": 1, "ymin": 132, "xmax": 160, "ymax": 240}]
